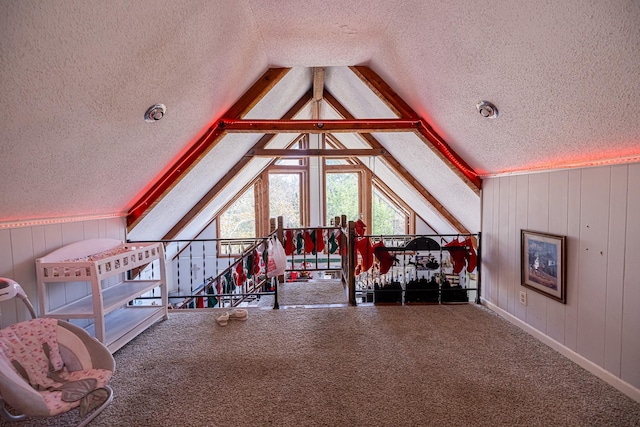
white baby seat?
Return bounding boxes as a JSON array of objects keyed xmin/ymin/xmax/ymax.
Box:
[{"xmin": 0, "ymin": 278, "xmax": 115, "ymax": 426}]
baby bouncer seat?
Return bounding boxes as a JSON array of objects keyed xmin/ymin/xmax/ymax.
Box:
[{"xmin": 0, "ymin": 278, "xmax": 115, "ymax": 426}]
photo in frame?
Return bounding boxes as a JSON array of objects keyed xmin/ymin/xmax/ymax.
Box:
[{"xmin": 521, "ymin": 230, "xmax": 566, "ymax": 304}]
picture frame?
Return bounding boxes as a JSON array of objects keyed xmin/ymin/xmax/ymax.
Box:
[{"xmin": 521, "ymin": 230, "xmax": 566, "ymax": 304}]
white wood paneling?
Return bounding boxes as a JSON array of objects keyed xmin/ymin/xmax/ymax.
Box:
[
  {"xmin": 482, "ymin": 162, "xmax": 640, "ymax": 392},
  {"xmin": 497, "ymin": 178, "xmax": 510, "ymax": 310},
  {"xmin": 0, "ymin": 229, "xmax": 17, "ymax": 328},
  {"xmin": 30, "ymin": 226, "xmax": 49, "ymax": 315},
  {"xmin": 576, "ymin": 167, "xmax": 610, "ymax": 367},
  {"xmin": 481, "ymin": 179, "xmax": 496, "ymax": 302},
  {"xmin": 41, "ymin": 225, "xmax": 65, "ymax": 317},
  {"xmin": 43, "ymin": 224, "xmax": 64, "ymax": 254},
  {"xmin": 514, "ymin": 175, "xmax": 529, "ymax": 321},
  {"xmin": 604, "ymin": 165, "xmax": 628, "ymax": 376},
  {"xmin": 548, "ymin": 170, "xmax": 569, "ymax": 235},
  {"xmin": 622, "ymin": 163, "xmax": 640, "ymax": 387},
  {"xmin": 565, "ymin": 169, "xmax": 582, "ymax": 352},
  {"xmin": 546, "ymin": 171, "xmax": 569, "ymax": 344},
  {"xmin": 526, "ymin": 173, "xmax": 549, "ymax": 333},
  {"xmin": 10, "ymin": 227, "xmax": 36, "ymax": 323},
  {"xmin": 527, "ymin": 173, "xmax": 550, "ymax": 231},
  {"xmin": 491, "ymin": 177, "xmax": 501, "ymax": 305},
  {"xmin": 0, "ymin": 217, "xmax": 125, "ymax": 327},
  {"xmin": 61, "ymin": 222, "xmax": 92, "ymax": 302},
  {"xmin": 507, "ymin": 176, "xmax": 518, "ymax": 314},
  {"xmin": 83, "ymin": 220, "xmax": 100, "ymax": 240}
]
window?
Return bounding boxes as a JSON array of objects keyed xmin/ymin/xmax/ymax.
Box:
[
  {"xmin": 214, "ymin": 134, "xmax": 414, "ymax": 241},
  {"xmin": 325, "ymin": 172, "xmax": 360, "ymax": 224},
  {"xmin": 325, "ymin": 159, "xmax": 350, "ymax": 166},
  {"xmin": 371, "ymin": 185, "xmax": 409, "ymax": 235},
  {"xmin": 218, "ymin": 186, "xmax": 255, "ymax": 239},
  {"xmin": 269, "ymin": 173, "xmax": 301, "ymax": 227},
  {"xmin": 275, "ymin": 138, "xmax": 305, "ymax": 166}
]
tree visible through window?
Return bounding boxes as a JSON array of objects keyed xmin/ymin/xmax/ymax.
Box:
[
  {"xmin": 326, "ymin": 172, "xmax": 359, "ymax": 224},
  {"xmin": 371, "ymin": 186, "xmax": 407, "ymax": 235},
  {"xmin": 269, "ymin": 173, "xmax": 301, "ymax": 227},
  {"xmin": 219, "ymin": 186, "xmax": 255, "ymax": 238}
]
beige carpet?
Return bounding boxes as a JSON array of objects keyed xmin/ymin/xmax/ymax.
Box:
[
  {"xmin": 256, "ymin": 279, "xmax": 349, "ymax": 307},
  {"xmin": 8, "ymin": 304, "xmax": 640, "ymax": 427}
]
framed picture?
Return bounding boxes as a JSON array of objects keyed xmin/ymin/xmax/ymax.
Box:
[{"xmin": 521, "ymin": 230, "xmax": 566, "ymax": 303}]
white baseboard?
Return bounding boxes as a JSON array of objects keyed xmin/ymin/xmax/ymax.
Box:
[{"xmin": 481, "ymin": 298, "xmax": 640, "ymax": 404}]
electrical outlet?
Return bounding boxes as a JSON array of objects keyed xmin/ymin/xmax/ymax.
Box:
[{"xmin": 519, "ymin": 290, "xmax": 527, "ymax": 306}]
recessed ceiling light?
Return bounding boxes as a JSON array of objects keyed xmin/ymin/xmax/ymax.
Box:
[
  {"xmin": 145, "ymin": 104, "xmax": 166, "ymax": 122},
  {"xmin": 477, "ymin": 101, "xmax": 498, "ymax": 119}
]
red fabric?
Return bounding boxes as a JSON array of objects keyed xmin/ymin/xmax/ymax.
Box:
[
  {"xmin": 355, "ymin": 219, "xmax": 367, "ymax": 237},
  {"xmin": 304, "ymin": 231, "xmax": 315, "ymax": 254},
  {"xmin": 196, "ymin": 296, "xmax": 205, "ymax": 308},
  {"xmin": 341, "ymin": 230, "xmax": 348, "ymax": 256},
  {"xmin": 373, "ymin": 241, "xmax": 397, "ymax": 275},
  {"xmin": 465, "ymin": 237, "xmax": 478, "ymax": 273},
  {"xmin": 356, "ymin": 237, "xmax": 374, "ymax": 273},
  {"xmin": 284, "ymin": 230, "xmax": 294, "ymax": 255},
  {"xmin": 444, "ymin": 238, "xmax": 466, "ymax": 274},
  {"xmin": 314, "ymin": 229, "xmax": 325, "ymax": 253},
  {"xmin": 253, "ymin": 249, "xmax": 261, "ymax": 275},
  {"xmin": 236, "ymin": 262, "xmax": 246, "ymax": 286},
  {"xmin": 215, "ymin": 279, "xmax": 223, "ymax": 294}
]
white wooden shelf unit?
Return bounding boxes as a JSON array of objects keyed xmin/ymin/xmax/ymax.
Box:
[{"xmin": 36, "ymin": 238, "xmax": 168, "ymax": 353}]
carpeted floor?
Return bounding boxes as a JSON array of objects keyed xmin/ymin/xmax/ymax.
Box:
[
  {"xmin": 6, "ymin": 303, "xmax": 640, "ymax": 427},
  {"xmin": 256, "ymin": 279, "xmax": 349, "ymax": 307}
]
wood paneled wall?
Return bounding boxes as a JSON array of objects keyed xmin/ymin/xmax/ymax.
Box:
[
  {"xmin": 482, "ymin": 163, "xmax": 640, "ymax": 390},
  {"xmin": 0, "ymin": 217, "xmax": 125, "ymax": 327}
]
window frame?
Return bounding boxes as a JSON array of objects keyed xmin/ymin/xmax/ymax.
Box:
[
  {"xmin": 214, "ymin": 133, "xmax": 416, "ymax": 246},
  {"xmin": 215, "ymin": 181, "xmax": 258, "ymax": 257},
  {"xmin": 266, "ymin": 170, "xmax": 305, "ymax": 228},
  {"xmin": 371, "ymin": 176, "xmax": 414, "ymax": 235}
]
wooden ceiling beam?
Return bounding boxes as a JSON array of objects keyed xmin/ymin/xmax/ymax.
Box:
[
  {"xmin": 223, "ymin": 68, "xmax": 292, "ymax": 119},
  {"xmin": 324, "ymin": 90, "xmax": 470, "ymax": 234},
  {"xmin": 126, "ymin": 126, "xmax": 226, "ymax": 230},
  {"xmin": 350, "ymin": 66, "xmax": 481, "ymax": 192},
  {"xmin": 127, "ymin": 68, "xmax": 291, "ymax": 230},
  {"xmin": 349, "ymin": 66, "xmax": 419, "ymax": 119},
  {"xmin": 311, "ymin": 67, "xmax": 325, "ymax": 119},
  {"xmin": 414, "ymin": 122, "xmax": 482, "ymax": 191},
  {"xmin": 247, "ymin": 148, "xmax": 385, "ymax": 157},
  {"xmin": 219, "ymin": 118, "xmax": 420, "ymax": 133},
  {"xmin": 162, "ymin": 90, "xmax": 313, "ymax": 240}
]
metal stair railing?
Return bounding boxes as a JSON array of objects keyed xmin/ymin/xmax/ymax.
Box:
[{"xmin": 129, "ymin": 233, "xmax": 279, "ymax": 310}]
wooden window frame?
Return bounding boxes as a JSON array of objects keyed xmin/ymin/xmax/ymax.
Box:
[
  {"xmin": 261, "ymin": 134, "xmax": 310, "ymax": 230},
  {"xmin": 266, "ymin": 169, "xmax": 307, "ymax": 228},
  {"xmin": 371, "ymin": 176, "xmax": 414, "ymax": 235},
  {"xmin": 215, "ymin": 133, "xmax": 416, "ymax": 245},
  {"xmin": 215, "ymin": 180, "xmax": 258, "ymax": 257},
  {"xmin": 323, "ymin": 166, "xmax": 369, "ymax": 227}
]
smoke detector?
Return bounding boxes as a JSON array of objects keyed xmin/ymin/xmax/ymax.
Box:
[
  {"xmin": 476, "ymin": 101, "xmax": 498, "ymax": 119},
  {"xmin": 145, "ymin": 104, "xmax": 166, "ymax": 122}
]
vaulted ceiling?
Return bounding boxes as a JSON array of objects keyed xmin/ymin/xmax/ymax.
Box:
[
  {"xmin": 2, "ymin": 1, "xmax": 639, "ymax": 235},
  {"xmin": 126, "ymin": 66, "xmax": 482, "ymax": 240}
]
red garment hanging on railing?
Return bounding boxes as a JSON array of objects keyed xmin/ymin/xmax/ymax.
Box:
[
  {"xmin": 284, "ymin": 229, "xmax": 294, "ymax": 255},
  {"xmin": 444, "ymin": 238, "xmax": 466, "ymax": 274},
  {"xmin": 373, "ymin": 241, "xmax": 398, "ymax": 275}
]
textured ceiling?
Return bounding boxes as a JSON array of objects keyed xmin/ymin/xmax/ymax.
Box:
[{"xmin": 1, "ymin": 0, "xmax": 639, "ymax": 229}]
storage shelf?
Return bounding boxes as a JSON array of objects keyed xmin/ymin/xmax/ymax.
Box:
[
  {"xmin": 45, "ymin": 280, "xmax": 162, "ymax": 318},
  {"xmin": 36, "ymin": 238, "xmax": 168, "ymax": 353},
  {"xmin": 85, "ymin": 306, "xmax": 166, "ymax": 353}
]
